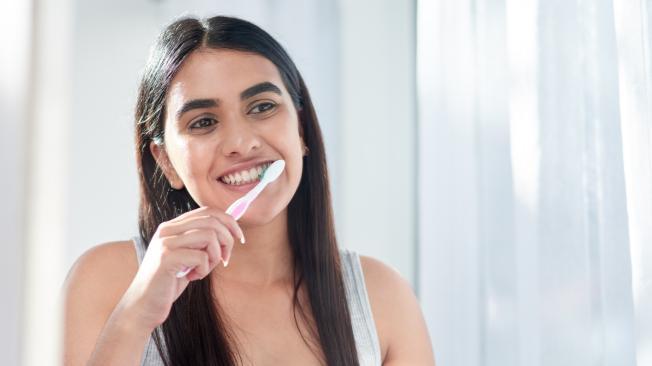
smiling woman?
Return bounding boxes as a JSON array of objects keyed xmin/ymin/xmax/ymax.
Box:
[
  {"xmin": 61, "ymin": 15, "xmax": 434, "ymax": 366},
  {"xmin": 151, "ymin": 48, "xmax": 306, "ymax": 224}
]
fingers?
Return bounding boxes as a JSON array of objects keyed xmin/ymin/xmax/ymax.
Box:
[
  {"xmin": 214, "ymin": 224, "xmax": 234, "ymax": 266},
  {"xmin": 159, "ymin": 207, "xmax": 245, "ymax": 244},
  {"xmin": 165, "ymin": 248, "xmax": 210, "ymax": 280},
  {"xmin": 207, "ymin": 208, "xmax": 246, "ymax": 244},
  {"xmin": 161, "ymin": 229, "xmax": 223, "ymax": 266},
  {"xmin": 161, "ymin": 219, "xmax": 235, "ymax": 265},
  {"xmin": 154, "ymin": 206, "xmax": 242, "ymax": 279}
]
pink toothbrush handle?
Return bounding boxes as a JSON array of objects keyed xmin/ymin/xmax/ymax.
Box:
[
  {"xmin": 227, "ymin": 198, "xmax": 250, "ymax": 221},
  {"xmin": 176, "ymin": 266, "xmax": 192, "ymax": 278}
]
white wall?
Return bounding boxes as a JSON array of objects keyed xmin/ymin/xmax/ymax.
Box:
[
  {"xmin": 338, "ymin": 0, "xmax": 417, "ymax": 286},
  {"xmin": 65, "ymin": 0, "xmax": 162, "ymax": 274}
]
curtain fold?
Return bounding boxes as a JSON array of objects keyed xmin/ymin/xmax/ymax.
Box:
[
  {"xmin": 613, "ymin": 0, "xmax": 652, "ymax": 365},
  {"xmin": 418, "ymin": 0, "xmax": 651, "ymax": 364}
]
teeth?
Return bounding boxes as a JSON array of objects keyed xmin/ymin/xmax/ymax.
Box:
[
  {"xmin": 242, "ymin": 170, "xmax": 251, "ymax": 181},
  {"xmin": 248, "ymin": 167, "xmax": 258, "ymax": 180},
  {"xmin": 220, "ymin": 162, "xmax": 270, "ymax": 186}
]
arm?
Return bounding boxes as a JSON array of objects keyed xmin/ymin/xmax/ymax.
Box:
[
  {"xmin": 63, "ymin": 208, "xmax": 243, "ymax": 365},
  {"xmin": 359, "ymin": 256, "xmax": 436, "ymax": 366},
  {"xmin": 62, "ymin": 242, "xmax": 152, "ymax": 366}
]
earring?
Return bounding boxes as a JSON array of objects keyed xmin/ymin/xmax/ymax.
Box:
[{"xmin": 167, "ymin": 177, "xmax": 184, "ymax": 192}]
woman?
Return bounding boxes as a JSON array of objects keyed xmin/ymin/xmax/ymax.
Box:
[{"xmin": 63, "ymin": 15, "xmax": 435, "ymax": 366}]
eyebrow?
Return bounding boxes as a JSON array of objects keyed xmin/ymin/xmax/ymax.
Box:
[
  {"xmin": 240, "ymin": 81, "xmax": 282, "ymax": 100},
  {"xmin": 175, "ymin": 98, "xmax": 218, "ymax": 120},
  {"xmin": 175, "ymin": 81, "xmax": 283, "ymax": 120}
]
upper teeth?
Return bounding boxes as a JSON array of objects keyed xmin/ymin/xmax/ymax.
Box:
[{"xmin": 220, "ymin": 162, "xmax": 271, "ymax": 185}]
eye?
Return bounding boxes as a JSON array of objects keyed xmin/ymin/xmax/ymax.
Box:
[
  {"xmin": 249, "ymin": 102, "xmax": 277, "ymax": 114},
  {"xmin": 189, "ymin": 117, "xmax": 217, "ymax": 130}
]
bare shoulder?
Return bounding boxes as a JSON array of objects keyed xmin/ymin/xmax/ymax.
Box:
[
  {"xmin": 64, "ymin": 240, "xmax": 139, "ymax": 294},
  {"xmin": 359, "ymin": 255, "xmax": 436, "ymax": 366},
  {"xmin": 62, "ymin": 240, "xmax": 139, "ymax": 365},
  {"xmin": 63, "ymin": 240, "xmax": 140, "ymax": 319},
  {"xmin": 358, "ymin": 255, "xmax": 410, "ymax": 295}
]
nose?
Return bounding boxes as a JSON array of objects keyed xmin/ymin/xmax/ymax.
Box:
[{"xmin": 219, "ymin": 114, "xmax": 261, "ymax": 157}]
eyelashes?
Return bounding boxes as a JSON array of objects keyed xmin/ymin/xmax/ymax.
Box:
[
  {"xmin": 187, "ymin": 101, "xmax": 278, "ymax": 131},
  {"xmin": 189, "ymin": 117, "xmax": 216, "ymax": 130},
  {"xmin": 248, "ymin": 101, "xmax": 277, "ymax": 114}
]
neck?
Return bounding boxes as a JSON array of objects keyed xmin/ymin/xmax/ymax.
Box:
[{"xmin": 212, "ymin": 208, "xmax": 293, "ymax": 287}]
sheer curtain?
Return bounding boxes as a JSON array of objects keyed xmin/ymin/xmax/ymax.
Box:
[{"xmin": 417, "ymin": 0, "xmax": 652, "ymax": 365}]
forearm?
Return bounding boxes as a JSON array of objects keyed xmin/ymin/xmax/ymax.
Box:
[{"xmin": 86, "ymin": 305, "xmax": 153, "ymax": 366}]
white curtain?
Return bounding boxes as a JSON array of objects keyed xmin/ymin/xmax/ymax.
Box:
[{"xmin": 417, "ymin": 0, "xmax": 652, "ymax": 365}]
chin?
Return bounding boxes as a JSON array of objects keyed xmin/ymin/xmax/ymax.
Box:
[{"xmin": 239, "ymin": 206, "xmax": 287, "ymax": 228}]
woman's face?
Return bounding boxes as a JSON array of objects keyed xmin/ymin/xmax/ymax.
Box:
[{"xmin": 151, "ymin": 48, "xmax": 305, "ymax": 227}]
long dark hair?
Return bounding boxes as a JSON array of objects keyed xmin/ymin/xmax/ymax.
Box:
[{"xmin": 134, "ymin": 16, "xmax": 359, "ymax": 365}]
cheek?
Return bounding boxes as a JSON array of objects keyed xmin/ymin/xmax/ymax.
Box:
[
  {"xmin": 283, "ymin": 138, "xmax": 305, "ymax": 191},
  {"xmin": 276, "ymin": 133, "xmax": 303, "ymax": 174},
  {"xmin": 171, "ymin": 140, "xmax": 213, "ymax": 180}
]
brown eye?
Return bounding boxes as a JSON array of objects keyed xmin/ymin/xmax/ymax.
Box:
[
  {"xmin": 189, "ymin": 117, "xmax": 217, "ymax": 130},
  {"xmin": 249, "ymin": 102, "xmax": 276, "ymax": 114}
]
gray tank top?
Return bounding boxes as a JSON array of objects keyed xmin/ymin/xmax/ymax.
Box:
[{"xmin": 132, "ymin": 236, "xmax": 382, "ymax": 365}]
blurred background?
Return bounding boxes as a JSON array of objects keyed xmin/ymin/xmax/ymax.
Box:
[{"xmin": 1, "ymin": 0, "xmax": 651, "ymax": 365}]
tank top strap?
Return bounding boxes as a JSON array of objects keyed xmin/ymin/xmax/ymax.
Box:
[
  {"xmin": 339, "ymin": 249, "xmax": 383, "ymax": 365},
  {"xmin": 131, "ymin": 236, "xmax": 167, "ymax": 365},
  {"xmin": 132, "ymin": 235, "xmax": 147, "ymax": 264}
]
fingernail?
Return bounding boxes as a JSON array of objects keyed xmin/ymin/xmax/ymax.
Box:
[
  {"xmin": 223, "ymin": 259, "xmax": 229, "ymax": 267},
  {"xmin": 240, "ymin": 235, "xmax": 245, "ymax": 244}
]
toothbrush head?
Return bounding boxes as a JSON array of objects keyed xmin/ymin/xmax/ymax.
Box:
[{"xmin": 260, "ymin": 160, "xmax": 285, "ymax": 184}]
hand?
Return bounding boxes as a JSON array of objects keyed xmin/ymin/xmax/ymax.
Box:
[{"xmin": 116, "ymin": 206, "xmax": 244, "ymax": 332}]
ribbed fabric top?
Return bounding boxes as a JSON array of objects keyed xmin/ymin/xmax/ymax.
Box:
[{"xmin": 131, "ymin": 236, "xmax": 382, "ymax": 365}]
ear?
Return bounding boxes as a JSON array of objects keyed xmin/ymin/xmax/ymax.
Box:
[
  {"xmin": 149, "ymin": 141, "xmax": 184, "ymax": 189},
  {"xmin": 297, "ymin": 116, "xmax": 304, "ymax": 137},
  {"xmin": 298, "ymin": 120, "xmax": 309, "ymax": 156}
]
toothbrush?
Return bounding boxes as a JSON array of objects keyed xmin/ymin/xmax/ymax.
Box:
[
  {"xmin": 175, "ymin": 159, "xmax": 286, "ymax": 278},
  {"xmin": 225, "ymin": 159, "xmax": 286, "ymax": 221}
]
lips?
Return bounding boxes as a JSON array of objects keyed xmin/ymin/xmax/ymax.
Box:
[
  {"xmin": 217, "ymin": 159, "xmax": 275, "ymax": 180},
  {"xmin": 217, "ymin": 177, "xmax": 261, "ymax": 193}
]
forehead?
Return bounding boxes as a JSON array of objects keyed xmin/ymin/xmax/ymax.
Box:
[{"xmin": 167, "ymin": 48, "xmax": 285, "ymax": 105}]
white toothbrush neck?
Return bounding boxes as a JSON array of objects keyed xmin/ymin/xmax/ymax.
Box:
[{"xmin": 246, "ymin": 179, "xmax": 268, "ymax": 201}]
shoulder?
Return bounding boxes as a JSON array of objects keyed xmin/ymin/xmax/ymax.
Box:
[
  {"xmin": 73, "ymin": 240, "xmax": 138, "ymax": 266},
  {"xmin": 64, "ymin": 240, "xmax": 139, "ymax": 289},
  {"xmin": 357, "ymin": 255, "xmax": 415, "ymax": 334},
  {"xmin": 62, "ymin": 240, "xmax": 140, "ymax": 364},
  {"xmin": 358, "ymin": 255, "xmax": 409, "ymax": 296},
  {"xmin": 358, "ymin": 255, "xmax": 436, "ymax": 365},
  {"xmin": 63, "ymin": 240, "xmax": 139, "ymax": 312}
]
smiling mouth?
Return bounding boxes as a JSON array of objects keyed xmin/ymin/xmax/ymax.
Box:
[{"xmin": 218, "ymin": 161, "xmax": 272, "ymax": 186}]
